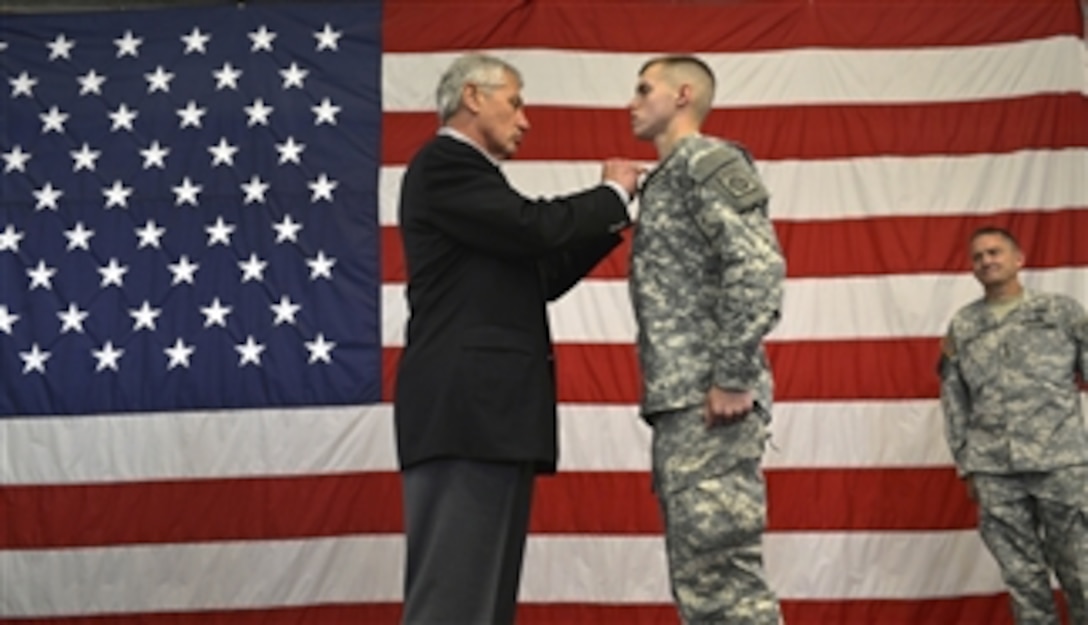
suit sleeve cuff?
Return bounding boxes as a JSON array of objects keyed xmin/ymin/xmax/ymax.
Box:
[{"xmin": 603, "ymin": 181, "xmax": 630, "ymax": 204}]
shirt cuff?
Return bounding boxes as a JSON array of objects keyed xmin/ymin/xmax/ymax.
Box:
[{"xmin": 603, "ymin": 180, "xmax": 630, "ymax": 204}]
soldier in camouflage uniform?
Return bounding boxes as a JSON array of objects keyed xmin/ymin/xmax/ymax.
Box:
[
  {"xmin": 939, "ymin": 227, "xmax": 1088, "ymax": 625},
  {"xmin": 627, "ymin": 55, "xmax": 784, "ymax": 624}
]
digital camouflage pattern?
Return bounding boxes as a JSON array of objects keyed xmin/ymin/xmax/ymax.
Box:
[
  {"xmin": 940, "ymin": 291, "xmax": 1088, "ymax": 624},
  {"xmin": 940, "ymin": 291, "xmax": 1088, "ymax": 475},
  {"xmin": 974, "ymin": 467, "xmax": 1088, "ymax": 624},
  {"xmin": 652, "ymin": 408, "xmax": 780, "ymax": 624},
  {"xmin": 631, "ymin": 134, "xmax": 784, "ymax": 624},
  {"xmin": 630, "ymin": 134, "xmax": 784, "ymax": 418}
]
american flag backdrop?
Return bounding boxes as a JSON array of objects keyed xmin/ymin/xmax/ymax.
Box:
[{"xmin": 2, "ymin": 1, "xmax": 1087, "ymax": 623}]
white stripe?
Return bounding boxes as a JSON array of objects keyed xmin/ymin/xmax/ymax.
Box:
[
  {"xmin": 381, "ymin": 267, "xmax": 1088, "ymax": 345},
  {"xmin": 378, "ymin": 149, "xmax": 1088, "ymax": 224},
  {"xmin": 0, "ymin": 537, "xmax": 380, "ymax": 617},
  {"xmin": 559, "ymin": 400, "xmax": 960, "ymax": 472},
  {"xmin": 382, "ymin": 36, "xmax": 1088, "ymax": 110},
  {"xmin": 0, "ymin": 406, "xmax": 392, "ymax": 485},
  {"xmin": 765, "ymin": 531, "xmax": 1004, "ymax": 601},
  {"xmin": 762, "ymin": 400, "xmax": 954, "ymax": 470},
  {"xmin": 0, "ymin": 531, "xmax": 1005, "ymax": 615},
  {"xmin": 0, "ymin": 400, "xmax": 959, "ymax": 483},
  {"xmin": 775, "ymin": 267, "xmax": 1088, "ymax": 341}
]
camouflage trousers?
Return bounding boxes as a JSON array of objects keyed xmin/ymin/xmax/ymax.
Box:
[
  {"xmin": 974, "ymin": 465, "xmax": 1088, "ymax": 625},
  {"xmin": 650, "ymin": 406, "xmax": 781, "ymax": 625}
]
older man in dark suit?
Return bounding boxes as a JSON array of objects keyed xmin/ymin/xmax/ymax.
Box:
[{"xmin": 394, "ymin": 53, "xmax": 642, "ymax": 624}]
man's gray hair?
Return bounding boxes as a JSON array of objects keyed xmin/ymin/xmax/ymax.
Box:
[{"xmin": 435, "ymin": 53, "xmax": 522, "ymax": 124}]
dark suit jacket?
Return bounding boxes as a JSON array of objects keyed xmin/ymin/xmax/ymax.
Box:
[{"xmin": 394, "ymin": 134, "xmax": 629, "ymax": 473}]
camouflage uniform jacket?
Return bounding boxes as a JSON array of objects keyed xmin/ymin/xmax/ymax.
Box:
[
  {"xmin": 939, "ymin": 290, "xmax": 1088, "ymax": 476},
  {"xmin": 630, "ymin": 134, "xmax": 785, "ymax": 418}
]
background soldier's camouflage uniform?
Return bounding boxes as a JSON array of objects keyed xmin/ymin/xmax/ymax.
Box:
[
  {"xmin": 630, "ymin": 134, "xmax": 784, "ymax": 624},
  {"xmin": 940, "ymin": 290, "xmax": 1088, "ymax": 624}
]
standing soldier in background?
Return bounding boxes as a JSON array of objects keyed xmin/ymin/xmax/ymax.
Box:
[
  {"xmin": 627, "ymin": 55, "xmax": 784, "ymax": 624},
  {"xmin": 939, "ymin": 227, "xmax": 1088, "ymax": 625}
]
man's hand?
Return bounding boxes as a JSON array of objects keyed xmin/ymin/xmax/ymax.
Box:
[
  {"xmin": 601, "ymin": 158, "xmax": 645, "ymax": 198},
  {"xmin": 704, "ymin": 386, "xmax": 753, "ymax": 428}
]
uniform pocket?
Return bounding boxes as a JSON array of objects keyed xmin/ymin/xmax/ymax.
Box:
[
  {"xmin": 958, "ymin": 334, "xmax": 997, "ymax": 390},
  {"xmin": 662, "ymin": 463, "xmax": 767, "ymax": 555}
]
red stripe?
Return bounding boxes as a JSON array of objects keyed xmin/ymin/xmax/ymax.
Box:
[
  {"xmin": 780, "ymin": 595, "xmax": 1066, "ymax": 625},
  {"xmin": 0, "ymin": 468, "xmax": 971, "ymax": 548},
  {"xmin": 382, "ymin": 95, "xmax": 1088, "ymax": 164},
  {"xmin": 532, "ymin": 467, "xmax": 975, "ymax": 533},
  {"xmin": 0, "ymin": 473, "xmax": 401, "ymax": 549},
  {"xmin": 528, "ymin": 596, "xmax": 1063, "ymax": 625},
  {"xmin": 1, "ymin": 595, "xmax": 1062, "ymax": 625},
  {"xmin": 0, "ymin": 607, "xmax": 385, "ymax": 625},
  {"xmin": 777, "ymin": 209, "xmax": 1088, "ymax": 278},
  {"xmin": 383, "ymin": 1, "xmax": 1079, "ymax": 52},
  {"xmin": 381, "ymin": 209, "xmax": 1088, "ymax": 282},
  {"xmin": 767, "ymin": 467, "xmax": 976, "ymax": 531},
  {"xmin": 0, "ymin": 601, "xmax": 1040, "ymax": 625},
  {"xmin": 383, "ymin": 339, "xmax": 944, "ymax": 404}
]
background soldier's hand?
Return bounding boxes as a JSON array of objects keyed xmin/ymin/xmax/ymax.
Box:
[
  {"xmin": 964, "ymin": 476, "xmax": 978, "ymax": 502},
  {"xmin": 704, "ymin": 386, "xmax": 752, "ymax": 428}
]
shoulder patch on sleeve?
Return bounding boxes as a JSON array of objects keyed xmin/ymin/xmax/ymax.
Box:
[
  {"xmin": 686, "ymin": 141, "xmax": 771, "ymax": 213},
  {"xmin": 690, "ymin": 146, "xmax": 741, "ymax": 184},
  {"xmin": 694, "ymin": 146, "xmax": 769, "ymax": 212}
]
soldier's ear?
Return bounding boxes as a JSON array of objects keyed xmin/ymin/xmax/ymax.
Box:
[{"xmin": 676, "ymin": 83, "xmax": 693, "ymax": 108}]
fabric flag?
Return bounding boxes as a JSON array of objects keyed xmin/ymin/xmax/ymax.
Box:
[{"xmin": 3, "ymin": 1, "xmax": 1088, "ymax": 624}]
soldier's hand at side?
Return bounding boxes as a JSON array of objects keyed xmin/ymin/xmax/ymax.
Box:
[
  {"xmin": 704, "ymin": 386, "xmax": 753, "ymax": 428},
  {"xmin": 963, "ymin": 476, "xmax": 978, "ymax": 502},
  {"xmin": 601, "ymin": 158, "xmax": 645, "ymax": 198}
]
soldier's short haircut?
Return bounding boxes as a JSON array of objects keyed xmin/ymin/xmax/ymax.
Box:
[
  {"xmin": 435, "ymin": 53, "xmax": 522, "ymax": 124},
  {"xmin": 640, "ymin": 55, "xmax": 716, "ymax": 122},
  {"xmin": 970, "ymin": 226, "xmax": 1020, "ymax": 250}
]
